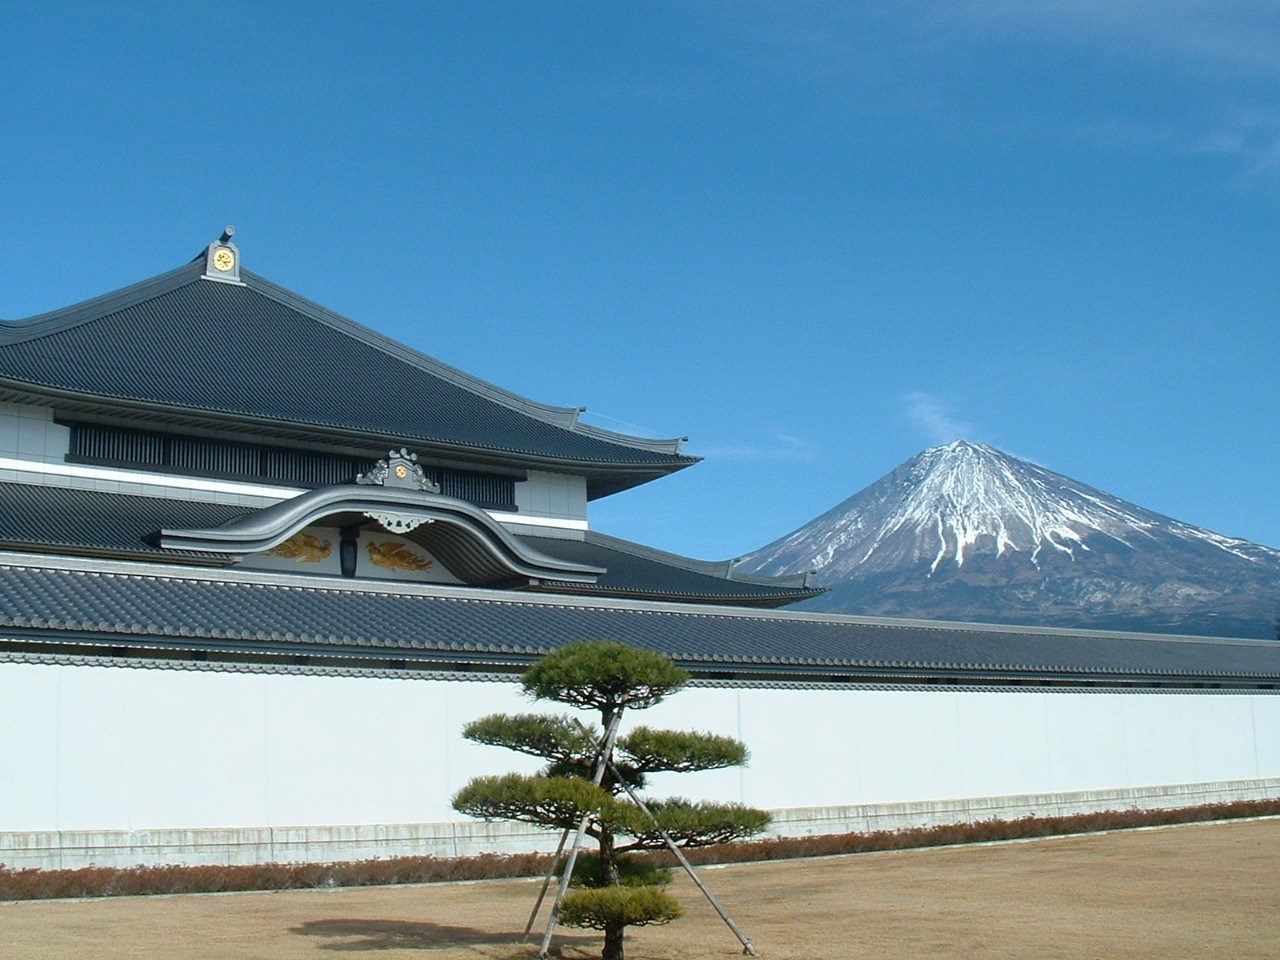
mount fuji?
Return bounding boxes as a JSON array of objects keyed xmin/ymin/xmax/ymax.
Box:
[{"xmin": 736, "ymin": 441, "xmax": 1280, "ymax": 639}]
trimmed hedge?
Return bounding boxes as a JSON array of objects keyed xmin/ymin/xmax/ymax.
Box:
[
  {"xmin": 669, "ymin": 797, "xmax": 1280, "ymax": 868},
  {"xmin": 0, "ymin": 851, "xmax": 550, "ymax": 901},
  {"xmin": 4, "ymin": 797, "xmax": 1279, "ymax": 901}
]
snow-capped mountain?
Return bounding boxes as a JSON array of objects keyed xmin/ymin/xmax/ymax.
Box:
[{"xmin": 737, "ymin": 441, "xmax": 1280, "ymax": 639}]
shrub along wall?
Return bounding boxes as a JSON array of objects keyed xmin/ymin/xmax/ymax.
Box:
[{"xmin": 4, "ymin": 799, "xmax": 1279, "ymax": 901}]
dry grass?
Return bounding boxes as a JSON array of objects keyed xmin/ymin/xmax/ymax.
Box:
[{"xmin": 4, "ymin": 817, "xmax": 1279, "ymax": 959}]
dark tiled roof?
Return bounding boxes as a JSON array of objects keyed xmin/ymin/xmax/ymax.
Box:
[
  {"xmin": 0, "ymin": 485, "xmax": 802, "ymax": 602},
  {"xmin": 0, "ymin": 483, "xmax": 814, "ymax": 604},
  {"xmin": 3, "ymin": 555, "xmax": 1279, "ymax": 687},
  {"xmin": 0, "ymin": 261, "xmax": 697, "ymax": 496},
  {"xmin": 0, "ymin": 483, "xmax": 245, "ymax": 560},
  {"xmin": 523, "ymin": 531, "xmax": 824, "ymax": 608}
]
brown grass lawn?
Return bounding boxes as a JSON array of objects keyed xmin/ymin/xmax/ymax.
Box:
[{"xmin": 4, "ymin": 818, "xmax": 1278, "ymax": 960}]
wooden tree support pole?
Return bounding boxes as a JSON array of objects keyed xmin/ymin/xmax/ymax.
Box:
[
  {"xmin": 526, "ymin": 713, "xmax": 624, "ymax": 940},
  {"xmin": 523, "ymin": 827, "xmax": 571, "ymax": 939},
  {"xmin": 607, "ymin": 761, "xmax": 758, "ymax": 957},
  {"xmin": 536, "ymin": 709, "xmax": 625, "ymax": 959}
]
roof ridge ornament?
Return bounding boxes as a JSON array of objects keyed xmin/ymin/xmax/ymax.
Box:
[
  {"xmin": 356, "ymin": 448, "xmax": 442, "ymax": 492},
  {"xmin": 201, "ymin": 225, "xmax": 244, "ymax": 285}
]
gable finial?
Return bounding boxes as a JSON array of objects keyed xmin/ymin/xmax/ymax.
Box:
[
  {"xmin": 356, "ymin": 448, "xmax": 442, "ymax": 493},
  {"xmin": 202, "ymin": 225, "xmax": 243, "ymax": 284}
]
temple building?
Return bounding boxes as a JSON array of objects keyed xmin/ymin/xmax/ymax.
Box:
[{"xmin": 3, "ymin": 231, "xmax": 1278, "ymax": 869}]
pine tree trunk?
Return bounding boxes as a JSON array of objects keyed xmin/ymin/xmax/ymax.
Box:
[
  {"xmin": 598, "ymin": 703, "xmax": 623, "ymax": 890},
  {"xmin": 598, "ymin": 826, "xmax": 620, "ymax": 887},
  {"xmin": 603, "ymin": 922, "xmax": 625, "ymax": 960},
  {"xmin": 598, "ymin": 707, "xmax": 624, "ymax": 959}
]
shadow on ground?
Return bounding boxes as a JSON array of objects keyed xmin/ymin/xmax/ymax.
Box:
[{"xmin": 290, "ymin": 918, "xmax": 597, "ymax": 953}]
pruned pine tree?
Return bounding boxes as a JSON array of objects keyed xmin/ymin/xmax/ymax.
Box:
[{"xmin": 452, "ymin": 641, "xmax": 769, "ymax": 960}]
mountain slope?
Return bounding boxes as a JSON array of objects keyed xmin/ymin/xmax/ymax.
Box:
[{"xmin": 737, "ymin": 441, "xmax": 1280, "ymax": 639}]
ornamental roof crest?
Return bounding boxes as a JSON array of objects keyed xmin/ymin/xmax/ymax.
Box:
[
  {"xmin": 356, "ymin": 448, "xmax": 441, "ymax": 493},
  {"xmin": 200, "ymin": 226, "xmax": 243, "ymax": 284}
]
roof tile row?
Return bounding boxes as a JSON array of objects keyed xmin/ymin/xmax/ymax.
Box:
[{"xmin": 2, "ymin": 559, "xmax": 1279, "ymax": 684}]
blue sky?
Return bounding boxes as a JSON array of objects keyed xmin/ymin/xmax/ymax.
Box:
[{"xmin": 4, "ymin": 2, "xmax": 1278, "ymax": 559}]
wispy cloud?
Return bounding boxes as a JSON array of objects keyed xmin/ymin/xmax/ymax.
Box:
[
  {"xmin": 696, "ymin": 430, "xmax": 822, "ymax": 462},
  {"xmin": 1188, "ymin": 104, "xmax": 1280, "ymax": 183},
  {"xmin": 958, "ymin": 1, "xmax": 1280, "ymax": 176},
  {"xmin": 949, "ymin": 1, "xmax": 1280, "ymax": 81},
  {"xmin": 903, "ymin": 391, "xmax": 974, "ymax": 445},
  {"xmin": 581, "ymin": 410, "xmax": 822, "ymax": 463},
  {"xmin": 578, "ymin": 409, "xmax": 675, "ymax": 440},
  {"xmin": 716, "ymin": 1, "xmax": 1280, "ymax": 182}
]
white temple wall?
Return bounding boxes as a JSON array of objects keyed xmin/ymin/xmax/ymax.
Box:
[
  {"xmin": 0, "ymin": 401, "xmax": 70, "ymax": 467},
  {"xmin": 0, "ymin": 662, "xmax": 537, "ymax": 833},
  {"xmin": 513, "ymin": 470, "xmax": 588, "ymax": 525},
  {"xmin": 646, "ymin": 686, "xmax": 1278, "ymax": 807},
  {"xmin": 2, "ymin": 660, "xmax": 1278, "ymax": 867}
]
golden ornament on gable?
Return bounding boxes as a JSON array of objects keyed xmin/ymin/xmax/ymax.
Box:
[
  {"xmin": 268, "ymin": 533, "xmax": 333, "ymax": 563},
  {"xmin": 366, "ymin": 540, "xmax": 434, "ymax": 572}
]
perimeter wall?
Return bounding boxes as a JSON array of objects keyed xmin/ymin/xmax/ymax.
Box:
[{"xmin": 3, "ymin": 658, "xmax": 1278, "ymax": 869}]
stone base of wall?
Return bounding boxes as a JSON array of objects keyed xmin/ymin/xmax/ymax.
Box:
[{"xmin": 5, "ymin": 778, "xmax": 1279, "ymax": 871}]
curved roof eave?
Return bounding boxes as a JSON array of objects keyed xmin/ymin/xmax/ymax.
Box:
[
  {"xmin": 527, "ymin": 581, "xmax": 828, "ymax": 609},
  {"xmin": 581, "ymin": 530, "xmax": 817, "ymax": 588},
  {"xmin": 0, "ymin": 379, "xmax": 701, "ymax": 486},
  {"xmin": 156, "ymin": 484, "xmax": 604, "ymax": 587},
  {"xmin": 0, "ymin": 257, "xmax": 701, "ymax": 485}
]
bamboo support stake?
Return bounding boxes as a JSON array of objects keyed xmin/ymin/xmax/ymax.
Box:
[
  {"xmin": 608, "ymin": 761, "xmax": 758, "ymax": 957},
  {"xmin": 536, "ymin": 709, "xmax": 625, "ymax": 959},
  {"xmin": 525, "ymin": 717, "xmax": 617, "ymax": 938},
  {"xmin": 523, "ymin": 827, "xmax": 571, "ymax": 939}
]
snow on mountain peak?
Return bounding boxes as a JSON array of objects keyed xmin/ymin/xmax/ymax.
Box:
[
  {"xmin": 736, "ymin": 442, "xmax": 1280, "ymax": 640},
  {"xmin": 742, "ymin": 440, "xmax": 1275, "ymax": 580}
]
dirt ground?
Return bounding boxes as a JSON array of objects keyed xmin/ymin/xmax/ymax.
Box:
[{"xmin": 4, "ymin": 818, "xmax": 1279, "ymax": 960}]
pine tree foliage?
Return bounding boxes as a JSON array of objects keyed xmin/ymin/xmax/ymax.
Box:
[
  {"xmin": 611, "ymin": 798, "xmax": 772, "ymax": 850},
  {"xmin": 451, "ymin": 640, "xmax": 769, "ymax": 960},
  {"xmin": 461, "ymin": 713, "xmax": 598, "ymax": 764},
  {"xmin": 620, "ymin": 726, "xmax": 749, "ymax": 773},
  {"xmin": 559, "ymin": 885, "xmax": 683, "ymax": 931},
  {"xmin": 521, "ymin": 641, "xmax": 688, "ymax": 714},
  {"xmin": 451, "ymin": 773, "xmax": 616, "ymax": 831}
]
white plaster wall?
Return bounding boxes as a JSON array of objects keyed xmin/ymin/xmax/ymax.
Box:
[
  {"xmin": 2, "ymin": 660, "xmax": 1278, "ymax": 835},
  {"xmin": 513, "ymin": 470, "xmax": 587, "ymax": 522},
  {"xmin": 640, "ymin": 686, "xmax": 1280, "ymax": 808},
  {"xmin": 0, "ymin": 662, "xmax": 538, "ymax": 832},
  {"xmin": 0, "ymin": 401, "xmax": 70, "ymax": 464}
]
